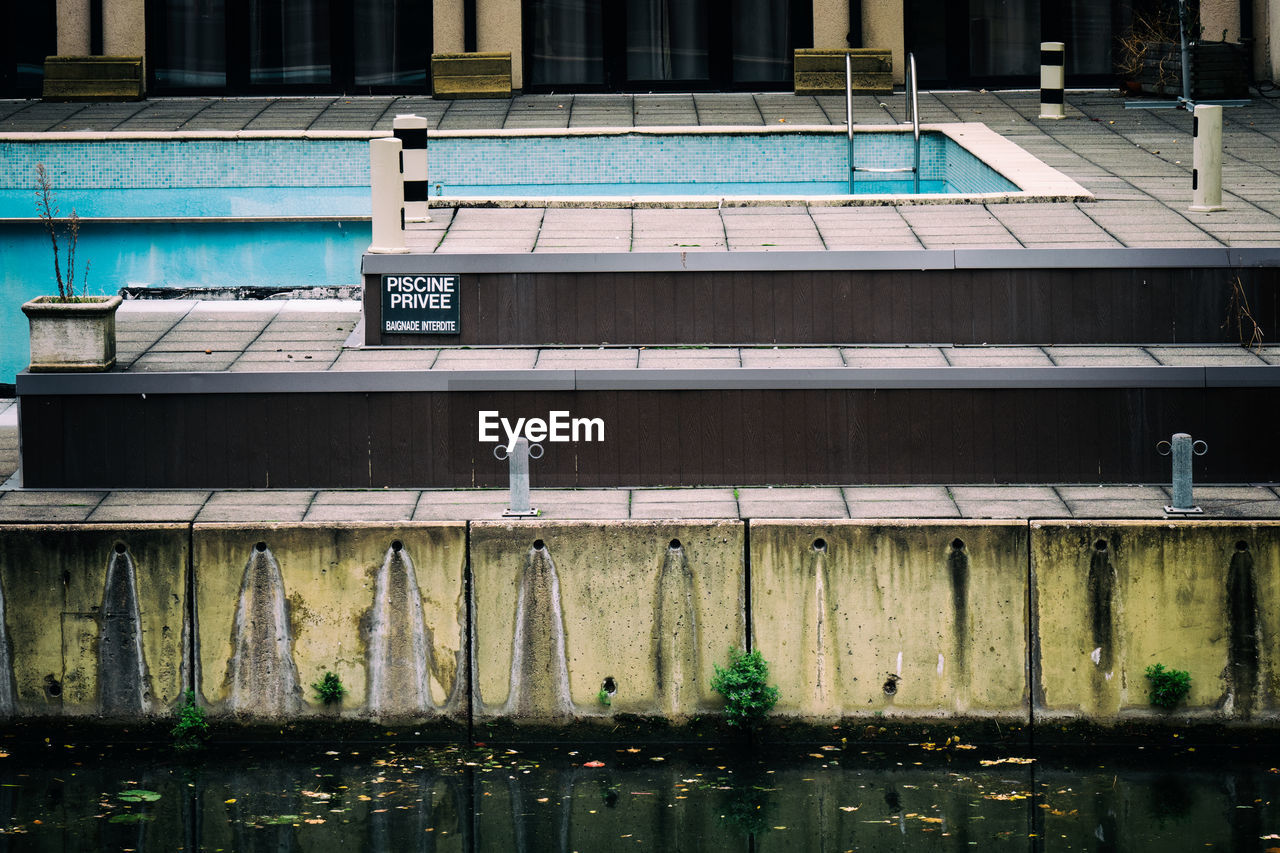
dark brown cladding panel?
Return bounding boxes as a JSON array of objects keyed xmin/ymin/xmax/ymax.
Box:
[
  {"xmin": 364, "ymin": 268, "xmax": 1279, "ymax": 347},
  {"xmin": 19, "ymin": 388, "xmax": 1280, "ymax": 489}
]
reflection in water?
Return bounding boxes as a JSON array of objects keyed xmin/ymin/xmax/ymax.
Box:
[{"xmin": 0, "ymin": 740, "xmax": 1276, "ymax": 851}]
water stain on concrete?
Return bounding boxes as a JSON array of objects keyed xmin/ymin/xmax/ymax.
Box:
[
  {"xmin": 654, "ymin": 538, "xmax": 698, "ymax": 716},
  {"xmin": 99, "ymin": 542, "xmax": 149, "ymax": 715},
  {"xmin": 506, "ymin": 540, "xmax": 571, "ymax": 718},
  {"xmin": 367, "ymin": 539, "xmax": 437, "ymax": 715},
  {"xmin": 1227, "ymin": 540, "xmax": 1258, "ymax": 719},
  {"xmin": 948, "ymin": 538, "xmax": 969, "ymax": 678},
  {"xmin": 1087, "ymin": 536, "xmax": 1116, "ymax": 703},
  {"xmin": 226, "ymin": 542, "xmax": 302, "ymax": 715},
  {"xmin": 802, "ymin": 537, "xmax": 839, "ymax": 709},
  {"xmin": 0, "ymin": 575, "xmax": 14, "ymax": 716}
]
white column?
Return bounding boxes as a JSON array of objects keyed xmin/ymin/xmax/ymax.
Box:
[
  {"xmin": 369, "ymin": 137, "xmax": 408, "ymax": 254},
  {"xmin": 1190, "ymin": 104, "xmax": 1225, "ymax": 212}
]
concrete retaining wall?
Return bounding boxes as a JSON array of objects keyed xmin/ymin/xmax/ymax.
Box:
[
  {"xmin": 0, "ymin": 518, "xmax": 1278, "ymax": 729},
  {"xmin": 751, "ymin": 521, "xmax": 1028, "ymax": 720},
  {"xmin": 192, "ymin": 523, "xmax": 467, "ymax": 720},
  {"xmin": 469, "ymin": 521, "xmax": 744, "ymax": 721},
  {"xmin": 1033, "ymin": 521, "xmax": 1280, "ymax": 722},
  {"xmin": 0, "ymin": 524, "xmax": 187, "ymax": 717}
]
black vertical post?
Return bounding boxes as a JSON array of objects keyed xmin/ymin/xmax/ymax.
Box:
[
  {"xmin": 847, "ymin": 0, "xmax": 861, "ymax": 47},
  {"xmin": 90, "ymin": 0, "xmax": 104, "ymax": 54},
  {"xmin": 464, "ymin": 0, "xmax": 477, "ymax": 52}
]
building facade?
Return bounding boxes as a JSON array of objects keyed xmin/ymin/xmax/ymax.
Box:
[{"xmin": 2, "ymin": 0, "xmax": 1277, "ymax": 97}]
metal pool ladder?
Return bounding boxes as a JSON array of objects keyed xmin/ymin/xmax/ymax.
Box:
[{"xmin": 846, "ymin": 52, "xmax": 921, "ymax": 194}]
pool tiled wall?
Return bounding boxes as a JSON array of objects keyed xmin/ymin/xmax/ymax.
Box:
[
  {"xmin": 1, "ymin": 140, "xmax": 368, "ymax": 189},
  {"xmin": 3, "ymin": 132, "xmax": 1017, "ymax": 196}
]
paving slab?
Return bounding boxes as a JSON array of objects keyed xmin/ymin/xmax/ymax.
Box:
[
  {"xmin": 195, "ymin": 490, "xmax": 316, "ymax": 522},
  {"xmin": 950, "ymin": 485, "xmax": 1069, "ymax": 519},
  {"xmin": 629, "ymin": 487, "xmax": 739, "ymax": 519},
  {"xmin": 736, "ymin": 487, "xmax": 848, "ymax": 518},
  {"xmin": 304, "ymin": 490, "xmax": 419, "ymax": 521},
  {"xmin": 87, "ymin": 491, "xmax": 210, "ymax": 522}
]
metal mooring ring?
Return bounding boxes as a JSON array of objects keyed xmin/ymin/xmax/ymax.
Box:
[
  {"xmin": 528, "ymin": 443, "xmax": 545, "ymax": 460},
  {"xmin": 1156, "ymin": 440, "xmax": 1172, "ymax": 456},
  {"xmin": 493, "ymin": 445, "xmax": 509, "ymax": 461},
  {"xmin": 1193, "ymin": 440, "xmax": 1208, "ymax": 456}
]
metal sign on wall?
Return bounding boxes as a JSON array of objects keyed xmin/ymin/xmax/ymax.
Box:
[{"xmin": 381, "ymin": 274, "xmax": 460, "ymax": 334}]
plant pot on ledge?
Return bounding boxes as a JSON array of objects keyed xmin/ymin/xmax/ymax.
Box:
[{"xmin": 22, "ymin": 294, "xmax": 122, "ymax": 372}]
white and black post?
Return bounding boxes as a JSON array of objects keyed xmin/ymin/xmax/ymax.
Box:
[
  {"xmin": 369, "ymin": 136, "xmax": 407, "ymax": 254},
  {"xmin": 393, "ymin": 114, "xmax": 431, "ymax": 223},
  {"xmin": 1039, "ymin": 42, "xmax": 1065, "ymax": 119},
  {"xmin": 1190, "ymin": 103, "xmax": 1225, "ymax": 212}
]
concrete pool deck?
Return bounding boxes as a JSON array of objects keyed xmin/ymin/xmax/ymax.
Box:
[{"xmin": 3, "ymin": 89, "xmax": 1280, "ymax": 249}]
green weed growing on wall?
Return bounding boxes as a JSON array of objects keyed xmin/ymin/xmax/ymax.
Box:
[
  {"xmin": 1145, "ymin": 663, "xmax": 1191, "ymax": 709},
  {"xmin": 711, "ymin": 647, "xmax": 779, "ymax": 728}
]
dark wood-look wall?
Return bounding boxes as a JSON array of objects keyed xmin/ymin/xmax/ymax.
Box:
[
  {"xmin": 366, "ymin": 267, "xmax": 1279, "ymax": 347},
  {"xmin": 21, "ymin": 388, "xmax": 1280, "ymax": 489}
]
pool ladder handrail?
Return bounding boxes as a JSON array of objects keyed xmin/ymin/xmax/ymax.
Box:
[{"xmin": 847, "ymin": 52, "xmax": 921, "ymax": 195}]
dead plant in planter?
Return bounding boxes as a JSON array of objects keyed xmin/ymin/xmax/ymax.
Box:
[{"xmin": 34, "ymin": 162, "xmax": 92, "ymax": 302}]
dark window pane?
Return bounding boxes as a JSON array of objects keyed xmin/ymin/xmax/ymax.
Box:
[
  {"xmin": 530, "ymin": 0, "xmax": 604, "ymax": 86},
  {"xmin": 250, "ymin": 0, "xmax": 331, "ymax": 84},
  {"xmin": 354, "ymin": 0, "xmax": 428, "ymax": 86},
  {"xmin": 6, "ymin": 0, "xmax": 57, "ymax": 95},
  {"xmin": 969, "ymin": 0, "xmax": 1039, "ymax": 78},
  {"xmin": 1066, "ymin": 0, "xmax": 1112, "ymax": 75},
  {"xmin": 627, "ymin": 0, "xmax": 709, "ymax": 81},
  {"xmin": 154, "ymin": 0, "xmax": 227, "ymax": 88},
  {"xmin": 733, "ymin": 0, "xmax": 791, "ymax": 82}
]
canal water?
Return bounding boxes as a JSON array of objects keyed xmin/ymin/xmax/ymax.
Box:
[{"xmin": 1, "ymin": 735, "xmax": 1278, "ymax": 851}]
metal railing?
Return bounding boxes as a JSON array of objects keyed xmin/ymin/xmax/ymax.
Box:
[{"xmin": 847, "ymin": 51, "xmax": 921, "ymax": 195}]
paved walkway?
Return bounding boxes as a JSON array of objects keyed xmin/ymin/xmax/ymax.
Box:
[
  {"xmin": 1, "ymin": 484, "xmax": 1278, "ymax": 522},
  {"xmin": 93, "ymin": 300, "xmax": 1280, "ymax": 374},
  {"xmin": 5, "ymin": 90, "xmax": 1280, "ymax": 251}
]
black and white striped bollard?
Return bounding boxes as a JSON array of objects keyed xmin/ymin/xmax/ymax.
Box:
[
  {"xmin": 393, "ymin": 114, "xmax": 431, "ymax": 223},
  {"xmin": 1039, "ymin": 42, "xmax": 1065, "ymax": 120}
]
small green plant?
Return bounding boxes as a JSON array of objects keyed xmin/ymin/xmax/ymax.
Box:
[
  {"xmin": 711, "ymin": 647, "xmax": 779, "ymax": 728},
  {"xmin": 171, "ymin": 690, "xmax": 209, "ymax": 750},
  {"xmin": 1145, "ymin": 663, "xmax": 1192, "ymax": 709},
  {"xmin": 597, "ymin": 688, "xmax": 612, "ymax": 707},
  {"xmin": 312, "ymin": 670, "xmax": 347, "ymax": 706}
]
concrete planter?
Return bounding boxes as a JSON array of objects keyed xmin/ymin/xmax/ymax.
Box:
[{"xmin": 22, "ymin": 295, "xmax": 122, "ymax": 372}]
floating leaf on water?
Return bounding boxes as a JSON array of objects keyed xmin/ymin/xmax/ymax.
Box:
[
  {"xmin": 108, "ymin": 813, "xmax": 155, "ymax": 824},
  {"xmin": 839, "ymin": 806, "xmax": 859, "ymax": 812},
  {"xmin": 584, "ymin": 761, "xmax": 605, "ymax": 768},
  {"xmin": 225, "ymin": 798, "xmax": 237, "ymax": 804},
  {"xmin": 117, "ymin": 790, "xmax": 161, "ymax": 802},
  {"xmin": 258, "ymin": 815, "xmax": 302, "ymax": 825},
  {"xmin": 980, "ymin": 757, "xmax": 1035, "ymax": 766}
]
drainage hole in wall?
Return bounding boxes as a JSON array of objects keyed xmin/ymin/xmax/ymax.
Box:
[
  {"xmin": 1236, "ymin": 540, "xmax": 1250, "ymax": 552},
  {"xmin": 669, "ymin": 538, "xmax": 681, "ymax": 550},
  {"xmin": 1094, "ymin": 539, "xmax": 1109, "ymax": 552},
  {"xmin": 255, "ymin": 541, "xmax": 267, "ymax": 553},
  {"xmin": 812, "ymin": 538, "xmax": 827, "ymax": 552},
  {"xmin": 533, "ymin": 539, "xmax": 545, "ymax": 551},
  {"xmin": 114, "ymin": 542, "xmax": 127, "ymax": 555},
  {"xmin": 951, "ymin": 538, "xmax": 965, "ymax": 551},
  {"xmin": 882, "ymin": 677, "xmax": 898, "ymax": 696},
  {"xmin": 602, "ymin": 677, "xmax": 617, "ymax": 694},
  {"xmin": 391, "ymin": 539, "xmax": 403, "ymax": 553},
  {"xmin": 44, "ymin": 675, "xmax": 62, "ymax": 698}
]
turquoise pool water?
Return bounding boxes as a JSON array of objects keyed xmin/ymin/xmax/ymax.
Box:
[{"xmin": 1, "ymin": 221, "xmax": 368, "ymax": 383}]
